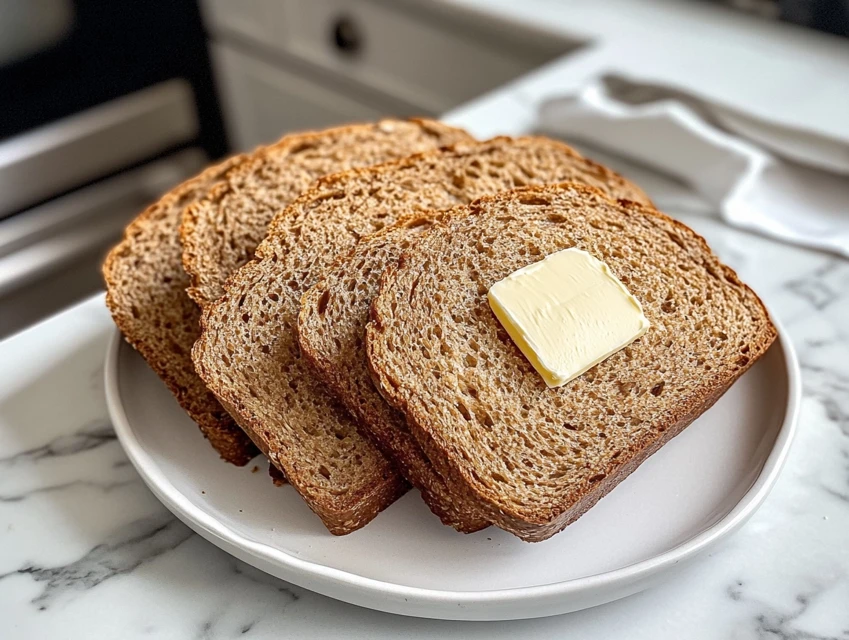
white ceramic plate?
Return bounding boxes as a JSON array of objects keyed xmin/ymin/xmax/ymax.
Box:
[{"xmin": 105, "ymin": 319, "xmax": 799, "ymax": 621}]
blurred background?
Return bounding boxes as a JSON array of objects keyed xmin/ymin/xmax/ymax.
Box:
[{"xmin": 0, "ymin": 0, "xmax": 846, "ymax": 339}]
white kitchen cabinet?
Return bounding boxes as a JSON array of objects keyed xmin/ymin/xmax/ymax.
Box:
[
  {"xmin": 211, "ymin": 43, "xmax": 391, "ymax": 150},
  {"xmin": 201, "ymin": 0, "xmax": 575, "ymax": 148}
]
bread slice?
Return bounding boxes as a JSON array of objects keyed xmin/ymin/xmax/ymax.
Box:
[
  {"xmin": 366, "ymin": 184, "xmax": 777, "ymax": 542},
  {"xmin": 296, "ymin": 138, "xmax": 651, "ymax": 531},
  {"xmin": 181, "ymin": 119, "xmax": 473, "ymax": 309},
  {"xmin": 193, "ymin": 137, "xmax": 651, "ymax": 534},
  {"xmin": 105, "ymin": 119, "xmax": 468, "ymax": 466},
  {"xmin": 103, "ymin": 154, "xmax": 260, "ymax": 465}
]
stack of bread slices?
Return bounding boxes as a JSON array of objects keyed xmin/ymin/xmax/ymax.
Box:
[{"xmin": 104, "ymin": 119, "xmax": 775, "ymax": 542}]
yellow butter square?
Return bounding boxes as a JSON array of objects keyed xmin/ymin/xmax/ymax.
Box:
[{"xmin": 488, "ymin": 248, "xmax": 650, "ymax": 387}]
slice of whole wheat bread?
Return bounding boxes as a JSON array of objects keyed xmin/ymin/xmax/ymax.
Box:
[
  {"xmin": 193, "ymin": 137, "xmax": 651, "ymax": 534},
  {"xmin": 366, "ymin": 184, "xmax": 777, "ymax": 542},
  {"xmin": 103, "ymin": 154, "xmax": 260, "ymax": 465},
  {"xmin": 105, "ymin": 120, "xmax": 468, "ymax": 467},
  {"xmin": 296, "ymin": 137, "xmax": 651, "ymax": 531},
  {"xmin": 181, "ymin": 119, "xmax": 473, "ymax": 309}
]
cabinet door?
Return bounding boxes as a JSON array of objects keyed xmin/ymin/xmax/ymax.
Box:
[
  {"xmin": 202, "ymin": 0, "xmax": 572, "ymax": 115},
  {"xmin": 210, "ymin": 42, "xmax": 386, "ymax": 150}
]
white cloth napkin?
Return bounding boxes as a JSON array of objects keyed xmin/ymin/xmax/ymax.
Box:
[{"xmin": 537, "ymin": 75, "xmax": 849, "ymax": 258}]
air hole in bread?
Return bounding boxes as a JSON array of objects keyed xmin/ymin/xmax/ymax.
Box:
[
  {"xmin": 704, "ymin": 263, "xmax": 722, "ymax": 281},
  {"xmin": 666, "ymin": 231, "xmax": 686, "ymax": 250},
  {"xmin": 317, "ymin": 290, "xmax": 330, "ymax": 315},
  {"xmin": 516, "ymin": 195, "xmax": 551, "ymax": 206},
  {"xmin": 409, "ymin": 275, "xmax": 421, "ymax": 302},
  {"xmin": 516, "ymin": 163, "xmax": 536, "ymax": 179},
  {"xmin": 650, "ymin": 381, "xmax": 665, "ymax": 397}
]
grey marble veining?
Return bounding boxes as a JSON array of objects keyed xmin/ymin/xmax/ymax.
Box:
[
  {"xmin": 0, "ymin": 420, "xmax": 115, "ymax": 470},
  {"xmin": 1, "ymin": 514, "xmax": 192, "ymax": 610}
]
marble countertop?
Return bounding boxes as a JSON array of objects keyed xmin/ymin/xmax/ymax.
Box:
[{"xmin": 3, "ymin": 3, "xmax": 849, "ymax": 637}]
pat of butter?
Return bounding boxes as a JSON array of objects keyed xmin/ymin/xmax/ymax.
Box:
[{"xmin": 488, "ymin": 248, "xmax": 649, "ymax": 388}]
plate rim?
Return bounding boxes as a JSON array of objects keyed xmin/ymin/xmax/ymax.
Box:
[{"xmin": 104, "ymin": 313, "xmax": 800, "ymax": 613}]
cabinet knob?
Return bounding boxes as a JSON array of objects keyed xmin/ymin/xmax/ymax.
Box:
[{"xmin": 331, "ymin": 16, "xmax": 362, "ymax": 56}]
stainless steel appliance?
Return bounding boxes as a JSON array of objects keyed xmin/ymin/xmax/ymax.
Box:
[{"xmin": 0, "ymin": 0, "xmax": 227, "ymax": 338}]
